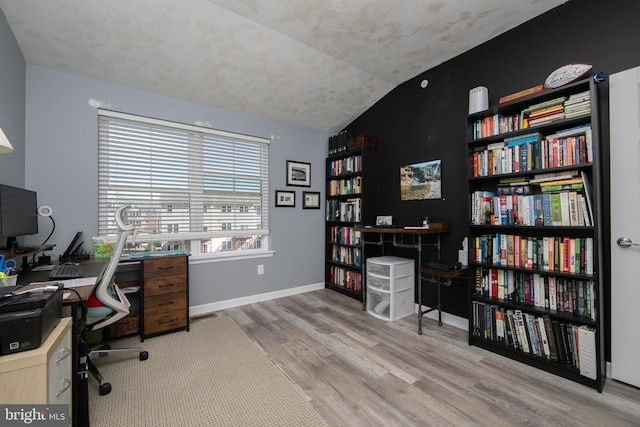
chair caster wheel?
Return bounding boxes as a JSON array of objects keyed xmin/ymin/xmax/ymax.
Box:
[
  {"xmin": 99, "ymin": 383, "xmax": 112, "ymax": 396},
  {"xmin": 140, "ymin": 351, "xmax": 149, "ymax": 361}
]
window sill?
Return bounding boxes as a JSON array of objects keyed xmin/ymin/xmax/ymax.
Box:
[{"xmin": 188, "ymin": 249, "xmax": 275, "ymax": 264}]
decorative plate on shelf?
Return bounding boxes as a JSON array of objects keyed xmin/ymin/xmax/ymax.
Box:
[{"xmin": 544, "ymin": 63, "xmax": 592, "ymax": 88}]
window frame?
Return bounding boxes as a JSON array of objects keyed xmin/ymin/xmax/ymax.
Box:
[{"xmin": 97, "ymin": 109, "xmax": 273, "ymax": 261}]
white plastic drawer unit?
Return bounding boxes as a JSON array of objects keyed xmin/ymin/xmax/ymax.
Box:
[
  {"xmin": 366, "ymin": 256, "xmax": 415, "ymax": 321},
  {"xmin": 366, "ymin": 256, "xmax": 414, "ymax": 278}
]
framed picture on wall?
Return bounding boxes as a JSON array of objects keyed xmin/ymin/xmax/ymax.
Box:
[
  {"xmin": 275, "ymin": 190, "xmax": 296, "ymax": 207},
  {"xmin": 286, "ymin": 160, "xmax": 311, "ymax": 187},
  {"xmin": 400, "ymin": 159, "xmax": 442, "ymax": 200},
  {"xmin": 302, "ymin": 191, "xmax": 321, "ymax": 209}
]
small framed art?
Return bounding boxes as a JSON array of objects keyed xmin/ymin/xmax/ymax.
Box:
[
  {"xmin": 275, "ymin": 190, "xmax": 296, "ymax": 207},
  {"xmin": 303, "ymin": 191, "xmax": 321, "ymax": 209},
  {"xmin": 286, "ymin": 160, "xmax": 311, "ymax": 187}
]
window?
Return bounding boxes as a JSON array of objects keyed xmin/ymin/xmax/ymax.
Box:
[{"xmin": 98, "ymin": 110, "xmax": 270, "ymax": 257}]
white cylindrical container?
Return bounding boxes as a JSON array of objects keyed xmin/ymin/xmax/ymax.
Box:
[{"xmin": 469, "ymin": 86, "xmax": 488, "ymax": 114}]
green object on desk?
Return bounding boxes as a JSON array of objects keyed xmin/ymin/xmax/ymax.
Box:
[{"xmin": 128, "ymin": 249, "xmax": 188, "ymax": 258}]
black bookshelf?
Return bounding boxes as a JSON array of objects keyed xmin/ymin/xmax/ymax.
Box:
[
  {"xmin": 466, "ymin": 78, "xmax": 606, "ymax": 391},
  {"xmin": 325, "ymin": 147, "xmax": 367, "ymax": 300}
]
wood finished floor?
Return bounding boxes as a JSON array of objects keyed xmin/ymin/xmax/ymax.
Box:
[{"xmin": 216, "ymin": 289, "xmax": 640, "ymax": 427}]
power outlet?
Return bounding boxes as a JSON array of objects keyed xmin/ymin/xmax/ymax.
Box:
[{"xmin": 257, "ymin": 264, "xmax": 264, "ymax": 275}]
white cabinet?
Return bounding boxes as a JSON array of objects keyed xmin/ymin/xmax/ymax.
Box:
[
  {"xmin": 366, "ymin": 256, "xmax": 414, "ymax": 321},
  {"xmin": 0, "ymin": 317, "xmax": 72, "ymax": 417}
]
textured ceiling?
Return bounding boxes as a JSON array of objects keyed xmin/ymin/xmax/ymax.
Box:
[{"xmin": 0, "ymin": 0, "xmax": 566, "ymax": 132}]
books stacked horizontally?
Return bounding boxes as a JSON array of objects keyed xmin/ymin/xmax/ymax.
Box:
[
  {"xmin": 564, "ymin": 90, "xmax": 591, "ymax": 118},
  {"xmin": 523, "ymin": 96, "xmax": 566, "ymax": 127}
]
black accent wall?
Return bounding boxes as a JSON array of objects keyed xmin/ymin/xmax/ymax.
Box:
[{"xmin": 346, "ymin": 0, "xmax": 640, "ymax": 324}]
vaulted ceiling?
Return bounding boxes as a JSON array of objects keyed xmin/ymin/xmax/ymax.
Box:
[{"xmin": 0, "ymin": 0, "xmax": 567, "ymax": 132}]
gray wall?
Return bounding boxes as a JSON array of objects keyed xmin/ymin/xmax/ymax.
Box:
[
  {"xmin": 23, "ymin": 65, "xmax": 328, "ymax": 307},
  {"xmin": 0, "ymin": 9, "xmax": 26, "ymax": 189},
  {"xmin": 1, "ymin": 4, "xmax": 328, "ymax": 308}
]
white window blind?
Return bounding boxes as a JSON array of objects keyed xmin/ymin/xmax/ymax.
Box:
[{"xmin": 97, "ymin": 110, "xmax": 270, "ymax": 254}]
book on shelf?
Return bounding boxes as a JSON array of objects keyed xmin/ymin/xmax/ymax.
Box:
[
  {"xmin": 522, "ymin": 96, "xmax": 567, "ymax": 114},
  {"xmin": 578, "ymin": 326, "xmax": 597, "ymax": 380},
  {"xmin": 546, "ymin": 124, "xmax": 591, "ymax": 140},
  {"xmin": 528, "ymin": 111, "xmax": 566, "ymax": 126},
  {"xmin": 529, "ymin": 170, "xmax": 579, "ymax": 184},
  {"xmin": 504, "ymin": 132, "xmax": 543, "ymax": 147},
  {"xmin": 499, "ymin": 85, "xmax": 544, "ymax": 104},
  {"xmin": 580, "ymin": 171, "xmax": 594, "ymax": 226},
  {"xmin": 538, "ymin": 177, "xmax": 583, "ymax": 187},
  {"xmin": 565, "ymin": 108, "xmax": 591, "ymax": 118},
  {"xmin": 539, "ymin": 182, "xmax": 583, "ymax": 192},
  {"xmin": 528, "ymin": 104, "xmax": 565, "ymax": 119}
]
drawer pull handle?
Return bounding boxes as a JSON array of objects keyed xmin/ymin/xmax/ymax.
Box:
[
  {"xmin": 56, "ymin": 348, "xmax": 71, "ymax": 364},
  {"xmin": 159, "ymin": 301, "xmax": 175, "ymax": 306},
  {"xmin": 158, "ymin": 319, "xmax": 177, "ymax": 325},
  {"xmin": 56, "ymin": 379, "xmax": 72, "ymax": 397},
  {"xmin": 158, "ymin": 283, "xmax": 175, "ymax": 288},
  {"xmin": 158, "ymin": 266, "xmax": 175, "ymax": 271}
]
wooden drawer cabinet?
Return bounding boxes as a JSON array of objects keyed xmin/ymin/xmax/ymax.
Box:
[
  {"xmin": 141, "ymin": 255, "xmax": 189, "ymax": 339},
  {"xmin": 0, "ymin": 317, "xmax": 72, "ymax": 418}
]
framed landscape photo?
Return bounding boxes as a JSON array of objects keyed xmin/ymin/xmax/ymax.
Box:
[
  {"xmin": 303, "ymin": 191, "xmax": 321, "ymax": 209},
  {"xmin": 275, "ymin": 190, "xmax": 296, "ymax": 207},
  {"xmin": 400, "ymin": 159, "xmax": 442, "ymax": 201},
  {"xmin": 286, "ymin": 160, "xmax": 311, "ymax": 187}
]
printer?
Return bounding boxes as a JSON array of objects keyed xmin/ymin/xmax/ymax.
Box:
[{"xmin": 0, "ymin": 289, "xmax": 63, "ymax": 355}]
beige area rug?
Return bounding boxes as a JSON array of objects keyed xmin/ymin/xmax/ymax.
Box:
[{"xmin": 88, "ymin": 316, "xmax": 327, "ymax": 426}]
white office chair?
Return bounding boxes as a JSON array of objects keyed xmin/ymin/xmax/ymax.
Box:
[{"xmin": 86, "ymin": 205, "xmax": 148, "ymax": 396}]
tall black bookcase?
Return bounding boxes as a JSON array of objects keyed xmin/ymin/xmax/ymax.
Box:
[
  {"xmin": 466, "ymin": 78, "xmax": 606, "ymax": 391},
  {"xmin": 325, "ymin": 148, "xmax": 367, "ymax": 300}
]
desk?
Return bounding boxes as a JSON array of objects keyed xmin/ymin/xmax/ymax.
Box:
[
  {"xmin": 355, "ymin": 224, "xmax": 451, "ymax": 334},
  {"xmin": 18, "ymin": 260, "xmax": 104, "ymax": 427},
  {"xmin": 14, "ymin": 254, "xmax": 189, "ymax": 426}
]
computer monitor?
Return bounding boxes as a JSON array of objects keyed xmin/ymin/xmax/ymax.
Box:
[{"xmin": 0, "ymin": 184, "xmax": 39, "ymax": 250}]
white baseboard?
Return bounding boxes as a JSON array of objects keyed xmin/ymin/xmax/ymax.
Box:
[
  {"xmin": 189, "ymin": 282, "xmax": 325, "ymax": 317},
  {"xmin": 416, "ymin": 304, "xmax": 468, "ymax": 331},
  {"xmin": 190, "ymin": 284, "xmax": 469, "ymax": 333}
]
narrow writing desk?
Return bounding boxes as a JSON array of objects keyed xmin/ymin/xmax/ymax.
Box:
[{"xmin": 355, "ymin": 223, "xmax": 451, "ymax": 334}]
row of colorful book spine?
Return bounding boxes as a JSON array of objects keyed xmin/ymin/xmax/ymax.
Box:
[
  {"xmin": 471, "ymin": 94, "xmax": 591, "ymax": 140},
  {"xmin": 471, "ymin": 126, "xmax": 592, "ymax": 177},
  {"xmin": 474, "ymin": 267, "xmax": 596, "ymax": 320},
  {"xmin": 329, "ymin": 266, "xmax": 362, "ymax": 292},
  {"xmin": 328, "ymin": 154, "xmax": 362, "ymax": 177},
  {"xmin": 329, "ymin": 226, "xmax": 361, "ymax": 246},
  {"xmin": 331, "ymin": 244, "xmax": 361, "ymax": 267},
  {"xmin": 471, "ymin": 303, "xmax": 596, "ymax": 379},
  {"xmin": 471, "ymin": 189, "xmax": 592, "ymax": 227},
  {"xmin": 326, "ymin": 198, "xmax": 361, "ymax": 223},
  {"xmin": 328, "ymin": 176, "xmax": 361, "ymax": 196},
  {"xmin": 473, "ymin": 234, "xmax": 594, "ymax": 275}
]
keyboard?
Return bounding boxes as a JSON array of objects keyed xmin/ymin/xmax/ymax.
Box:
[{"xmin": 49, "ymin": 263, "xmax": 84, "ymax": 280}]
